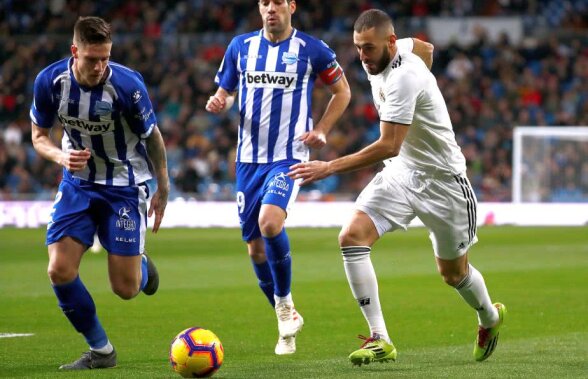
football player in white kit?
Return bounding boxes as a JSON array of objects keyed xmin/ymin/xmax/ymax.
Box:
[{"xmin": 288, "ymin": 9, "xmax": 505, "ymax": 365}]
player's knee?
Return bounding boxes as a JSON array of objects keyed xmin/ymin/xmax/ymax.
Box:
[
  {"xmin": 249, "ymin": 249, "xmax": 266, "ymax": 263},
  {"xmin": 438, "ymin": 268, "xmax": 467, "ymax": 287},
  {"xmin": 442, "ymin": 273, "xmax": 463, "ymax": 287},
  {"xmin": 437, "ymin": 254, "xmax": 469, "ymax": 287},
  {"xmin": 47, "ymin": 263, "xmax": 78, "ymax": 285},
  {"xmin": 338, "ymin": 226, "xmax": 363, "ymax": 247},
  {"xmin": 258, "ymin": 218, "xmax": 282, "ymax": 238},
  {"xmin": 111, "ymin": 282, "xmax": 140, "ymax": 300},
  {"xmin": 112, "ymin": 287, "xmax": 138, "ymax": 300}
]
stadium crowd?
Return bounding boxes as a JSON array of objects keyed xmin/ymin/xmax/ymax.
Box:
[{"xmin": 1, "ymin": 0, "xmax": 587, "ymax": 202}]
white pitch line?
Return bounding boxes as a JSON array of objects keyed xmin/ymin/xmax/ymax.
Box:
[{"xmin": 0, "ymin": 333, "xmax": 35, "ymax": 339}]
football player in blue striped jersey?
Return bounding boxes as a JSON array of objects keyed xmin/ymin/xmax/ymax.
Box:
[
  {"xmin": 31, "ymin": 16, "xmax": 169, "ymax": 370},
  {"xmin": 206, "ymin": 0, "xmax": 351, "ymax": 355}
]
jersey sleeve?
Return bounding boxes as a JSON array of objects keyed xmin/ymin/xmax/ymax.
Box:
[
  {"xmin": 29, "ymin": 71, "xmax": 56, "ymax": 128},
  {"xmin": 215, "ymin": 37, "xmax": 240, "ymax": 92},
  {"xmin": 311, "ymin": 40, "xmax": 344, "ymax": 86},
  {"xmin": 122, "ymin": 72, "xmax": 157, "ymax": 139},
  {"xmin": 396, "ymin": 38, "xmax": 414, "ymax": 54},
  {"xmin": 380, "ymin": 69, "xmax": 421, "ymax": 125}
]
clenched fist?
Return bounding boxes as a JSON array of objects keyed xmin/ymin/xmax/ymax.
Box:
[{"xmin": 60, "ymin": 148, "xmax": 91, "ymax": 172}]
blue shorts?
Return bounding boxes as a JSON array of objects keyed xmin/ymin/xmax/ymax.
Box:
[
  {"xmin": 46, "ymin": 173, "xmax": 149, "ymax": 256},
  {"xmin": 236, "ymin": 160, "xmax": 300, "ymax": 242}
]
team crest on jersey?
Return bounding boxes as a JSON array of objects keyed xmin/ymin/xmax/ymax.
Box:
[
  {"xmin": 281, "ymin": 52, "xmax": 299, "ymax": 65},
  {"xmin": 116, "ymin": 207, "xmax": 136, "ymax": 231},
  {"xmin": 132, "ymin": 90, "xmax": 142, "ymax": 103},
  {"xmin": 94, "ymin": 101, "xmax": 112, "ymax": 116},
  {"xmin": 379, "ymin": 88, "xmax": 385, "ymax": 102}
]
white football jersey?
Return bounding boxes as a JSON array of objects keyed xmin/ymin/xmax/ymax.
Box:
[{"xmin": 366, "ymin": 38, "xmax": 466, "ymax": 175}]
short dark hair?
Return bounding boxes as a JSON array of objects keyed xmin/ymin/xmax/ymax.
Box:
[
  {"xmin": 354, "ymin": 9, "xmax": 394, "ymax": 34},
  {"xmin": 73, "ymin": 16, "xmax": 111, "ymax": 45}
]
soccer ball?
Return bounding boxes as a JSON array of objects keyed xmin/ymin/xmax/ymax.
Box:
[{"xmin": 169, "ymin": 327, "xmax": 224, "ymax": 378}]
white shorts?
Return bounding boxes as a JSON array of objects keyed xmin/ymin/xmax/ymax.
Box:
[{"xmin": 356, "ymin": 166, "xmax": 478, "ymax": 260}]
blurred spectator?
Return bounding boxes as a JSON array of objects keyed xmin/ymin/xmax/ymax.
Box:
[{"xmin": 0, "ymin": 0, "xmax": 587, "ymax": 202}]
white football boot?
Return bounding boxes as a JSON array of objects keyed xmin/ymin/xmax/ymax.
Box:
[
  {"xmin": 275, "ymin": 335, "xmax": 296, "ymax": 355},
  {"xmin": 275, "ymin": 302, "xmax": 304, "ymax": 338}
]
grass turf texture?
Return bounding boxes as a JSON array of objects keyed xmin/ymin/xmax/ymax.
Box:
[{"xmin": 0, "ymin": 226, "xmax": 587, "ymax": 378}]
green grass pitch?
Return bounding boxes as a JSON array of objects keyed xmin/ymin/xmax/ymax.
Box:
[{"xmin": 1, "ymin": 226, "xmax": 587, "ymax": 378}]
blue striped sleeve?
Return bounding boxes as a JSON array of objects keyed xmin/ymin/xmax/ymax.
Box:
[
  {"xmin": 309, "ymin": 39, "xmax": 338, "ymax": 74},
  {"xmin": 30, "ymin": 71, "xmax": 56, "ymax": 128},
  {"xmin": 215, "ymin": 37, "xmax": 240, "ymax": 92},
  {"xmin": 117, "ymin": 71, "xmax": 157, "ymax": 138}
]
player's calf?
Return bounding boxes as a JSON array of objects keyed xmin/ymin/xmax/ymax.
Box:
[{"xmin": 142, "ymin": 252, "xmax": 159, "ymax": 296}]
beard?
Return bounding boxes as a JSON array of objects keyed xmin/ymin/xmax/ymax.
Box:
[
  {"xmin": 364, "ymin": 48, "xmax": 391, "ymax": 75},
  {"xmin": 265, "ymin": 16, "xmax": 287, "ymax": 35}
]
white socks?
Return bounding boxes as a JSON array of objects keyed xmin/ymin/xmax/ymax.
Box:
[
  {"xmin": 274, "ymin": 292, "xmax": 293, "ymax": 306},
  {"xmin": 454, "ymin": 264, "xmax": 499, "ymax": 328},
  {"xmin": 341, "ymin": 246, "xmax": 390, "ymax": 343},
  {"xmin": 342, "ymin": 246, "xmax": 497, "ymax": 338},
  {"xmin": 91, "ymin": 341, "xmax": 114, "ymax": 355}
]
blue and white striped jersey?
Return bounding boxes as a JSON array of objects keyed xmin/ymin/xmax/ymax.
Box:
[
  {"xmin": 30, "ymin": 57, "xmax": 156, "ymax": 186},
  {"xmin": 215, "ymin": 29, "xmax": 343, "ymax": 164}
]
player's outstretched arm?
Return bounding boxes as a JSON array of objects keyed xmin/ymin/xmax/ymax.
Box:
[
  {"xmin": 288, "ymin": 121, "xmax": 409, "ymax": 186},
  {"xmin": 146, "ymin": 126, "xmax": 169, "ymax": 233},
  {"xmin": 301, "ymin": 74, "xmax": 351, "ymax": 149},
  {"xmin": 411, "ymin": 38, "xmax": 434, "ymax": 70},
  {"xmin": 205, "ymin": 87, "xmax": 236, "ymax": 114},
  {"xmin": 31, "ymin": 123, "xmax": 91, "ymax": 171}
]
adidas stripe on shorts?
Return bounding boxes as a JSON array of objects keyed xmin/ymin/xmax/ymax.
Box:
[{"xmin": 356, "ymin": 165, "xmax": 478, "ymax": 260}]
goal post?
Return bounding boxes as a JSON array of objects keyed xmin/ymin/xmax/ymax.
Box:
[{"xmin": 512, "ymin": 127, "xmax": 588, "ymax": 203}]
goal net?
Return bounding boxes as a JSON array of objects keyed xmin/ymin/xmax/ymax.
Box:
[{"xmin": 512, "ymin": 127, "xmax": 588, "ymax": 203}]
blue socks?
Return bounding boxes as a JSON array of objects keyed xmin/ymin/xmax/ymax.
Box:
[
  {"xmin": 251, "ymin": 260, "xmax": 275, "ymax": 307},
  {"xmin": 52, "ymin": 276, "xmax": 108, "ymax": 349},
  {"xmin": 263, "ymin": 229, "xmax": 292, "ymax": 298},
  {"xmin": 140, "ymin": 254, "xmax": 148, "ymax": 291}
]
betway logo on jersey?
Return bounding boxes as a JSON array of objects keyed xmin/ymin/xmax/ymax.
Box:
[
  {"xmin": 58, "ymin": 114, "xmax": 112, "ymax": 135},
  {"xmin": 245, "ymin": 71, "xmax": 297, "ymax": 90}
]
